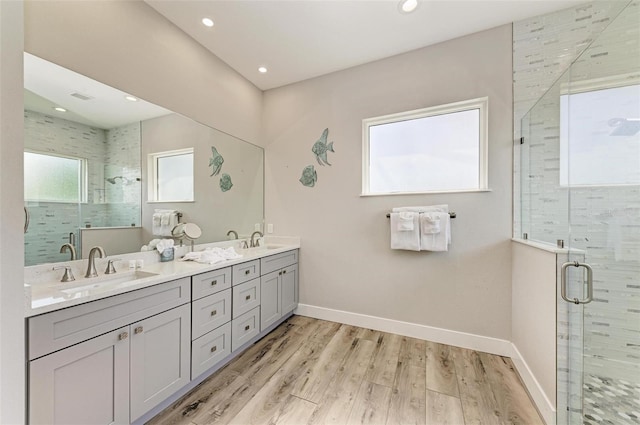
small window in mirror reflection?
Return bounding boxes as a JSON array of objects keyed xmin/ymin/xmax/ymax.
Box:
[
  {"xmin": 148, "ymin": 148, "xmax": 194, "ymax": 202},
  {"xmin": 24, "ymin": 151, "xmax": 87, "ymax": 203}
]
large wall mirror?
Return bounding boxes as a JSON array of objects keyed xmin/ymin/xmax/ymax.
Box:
[{"xmin": 24, "ymin": 53, "xmax": 264, "ymax": 266}]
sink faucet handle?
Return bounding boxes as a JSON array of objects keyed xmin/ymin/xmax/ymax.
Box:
[
  {"xmin": 53, "ymin": 265, "xmax": 75, "ymax": 283},
  {"xmin": 105, "ymin": 259, "xmax": 121, "ymax": 275}
]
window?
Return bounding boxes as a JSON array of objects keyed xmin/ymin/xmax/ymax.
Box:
[
  {"xmin": 362, "ymin": 97, "xmax": 488, "ymax": 195},
  {"xmin": 560, "ymin": 84, "xmax": 640, "ymax": 186},
  {"xmin": 148, "ymin": 148, "xmax": 194, "ymax": 202},
  {"xmin": 24, "ymin": 151, "xmax": 87, "ymax": 202}
]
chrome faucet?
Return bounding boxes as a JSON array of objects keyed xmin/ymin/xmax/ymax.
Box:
[
  {"xmin": 60, "ymin": 243, "xmax": 77, "ymax": 261},
  {"xmin": 227, "ymin": 230, "xmax": 239, "ymax": 239},
  {"xmin": 85, "ymin": 246, "xmax": 106, "ymax": 278},
  {"xmin": 250, "ymin": 231, "xmax": 263, "ymax": 248}
]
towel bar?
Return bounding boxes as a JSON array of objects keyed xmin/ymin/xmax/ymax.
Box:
[{"xmin": 386, "ymin": 212, "xmax": 456, "ymax": 218}]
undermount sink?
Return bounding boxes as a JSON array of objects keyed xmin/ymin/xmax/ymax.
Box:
[{"xmin": 58, "ymin": 270, "xmax": 159, "ymax": 295}]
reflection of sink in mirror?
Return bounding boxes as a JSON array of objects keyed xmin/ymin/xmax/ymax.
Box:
[{"xmin": 58, "ymin": 271, "xmax": 158, "ymax": 295}]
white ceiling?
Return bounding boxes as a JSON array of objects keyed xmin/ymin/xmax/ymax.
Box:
[
  {"xmin": 24, "ymin": 53, "xmax": 171, "ymax": 129},
  {"xmin": 146, "ymin": 0, "xmax": 586, "ymax": 91}
]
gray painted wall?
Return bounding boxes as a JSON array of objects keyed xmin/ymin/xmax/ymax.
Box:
[{"xmin": 263, "ymin": 25, "xmax": 514, "ymax": 340}]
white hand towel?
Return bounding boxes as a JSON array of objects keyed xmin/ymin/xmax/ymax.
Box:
[
  {"xmin": 390, "ymin": 212, "xmax": 420, "ymax": 251},
  {"xmin": 421, "ymin": 213, "xmax": 441, "ymax": 234},
  {"xmin": 420, "ymin": 212, "xmax": 450, "ymax": 251}
]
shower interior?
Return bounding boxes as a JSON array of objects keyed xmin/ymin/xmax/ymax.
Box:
[{"xmin": 517, "ymin": 1, "xmax": 640, "ymax": 424}]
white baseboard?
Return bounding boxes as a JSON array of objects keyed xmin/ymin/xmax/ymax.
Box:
[
  {"xmin": 295, "ymin": 303, "xmax": 514, "ymax": 357},
  {"xmin": 510, "ymin": 344, "xmax": 556, "ymax": 425}
]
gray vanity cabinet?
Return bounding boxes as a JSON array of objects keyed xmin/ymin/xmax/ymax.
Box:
[
  {"xmin": 129, "ymin": 303, "xmax": 191, "ymax": 422},
  {"xmin": 190, "ymin": 267, "xmax": 233, "ymax": 379},
  {"xmin": 29, "ymin": 327, "xmax": 130, "ymax": 425},
  {"xmin": 27, "ymin": 278, "xmax": 191, "ymax": 425},
  {"xmin": 260, "ymin": 250, "xmax": 299, "ymax": 331}
]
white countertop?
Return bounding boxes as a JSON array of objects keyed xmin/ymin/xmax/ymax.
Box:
[{"xmin": 25, "ymin": 236, "xmax": 300, "ymax": 317}]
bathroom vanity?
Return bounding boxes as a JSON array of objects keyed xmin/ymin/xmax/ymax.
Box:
[{"xmin": 24, "ymin": 241, "xmax": 300, "ymax": 425}]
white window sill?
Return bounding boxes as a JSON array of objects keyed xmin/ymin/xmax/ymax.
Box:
[
  {"xmin": 360, "ymin": 189, "xmax": 492, "ymax": 197},
  {"xmin": 147, "ymin": 200, "xmax": 195, "ymax": 203}
]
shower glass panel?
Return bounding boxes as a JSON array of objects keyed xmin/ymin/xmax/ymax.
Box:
[{"xmin": 520, "ymin": 1, "xmax": 640, "ymax": 424}]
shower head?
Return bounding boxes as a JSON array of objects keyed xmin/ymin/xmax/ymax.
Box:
[{"xmin": 106, "ymin": 176, "xmax": 123, "ymax": 184}]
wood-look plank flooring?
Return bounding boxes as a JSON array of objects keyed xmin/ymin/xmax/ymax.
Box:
[{"xmin": 148, "ymin": 316, "xmax": 543, "ymax": 425}]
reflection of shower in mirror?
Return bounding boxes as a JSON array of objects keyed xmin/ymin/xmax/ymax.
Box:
[{"xmin": 105, "ymin": 176, "xmax": 141, "ymax": 185}]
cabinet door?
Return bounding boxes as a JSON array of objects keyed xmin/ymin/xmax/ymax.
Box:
[
  {"xmin": 130, "ymin": 303, "xmax": 191, "ymax": 422},
  {"xmin": 29, "ymin": 327, "xmax": 129, "ymax": 425},
  {"xmin": 260, "ymin": 270, "xmax": 281, "ymax": 331},
  {"xmin": 281, "ymin": 264, "xmax": 298, "ymax": 314}
]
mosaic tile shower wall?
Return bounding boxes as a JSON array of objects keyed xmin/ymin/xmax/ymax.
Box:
[
  {"xmin": 515, "ymin": 1, "xmax": 639, "ymax": 423},
  {"xmin": 24, "ymin": 110, "xmax": 141, "ymax": 265}
]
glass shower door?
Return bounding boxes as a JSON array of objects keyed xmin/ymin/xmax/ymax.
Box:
[{"xmin": 562, "ymin": 2, "xmax": 640, "ymax": 423}]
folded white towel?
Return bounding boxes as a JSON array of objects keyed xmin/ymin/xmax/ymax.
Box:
[
  {"xmin": 182, "ymin": 247, "xmax": 243, "ymax": 264},
  {"xmin": 421, "ymin": 213, "xmax": 441, "ymax": 234},
  {"xmin": 390, "ymin": 212, "xmax": 420, "ymax": 251},
  {"xmin": 153, "ymin": 209, "xmax": 178, "ymax": 236},
  {"xmin": 393, "ymin": 205, "xmax": 449, "ymax": 214},
  {"xmin": 420, "ymin": 212, "xmax": 450, "ymax": 252}
]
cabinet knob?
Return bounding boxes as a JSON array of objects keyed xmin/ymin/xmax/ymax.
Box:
[
  {"xmin": 245, "ymin": 295, "xmax": 251, "ymax": 301},
  {"xmin": 210, "ymin": 310, "xmax": 217, "ymax": 316},
  {"xmin": 283, "ymin": 270, "xmax": 287, "ymax": 274},
  {"xmin": 211, "ymin": 280, "xmax": 217, "ymax": 286},
  {"xmin": 210, "ymin": 346, "xmax": 217, "ymax": 353},
  {"xmin": 245, "ymin": 270, "xmax": 250, "ymax": 275},
  {"xmin": 244, "ymin": 325, "xmax": 250, "ymax": 331},
  {"xmin": 279, "ymin": 271, "xmax": 282, "ymax": 275},
  {"xmin": 134, "ymin": 326, "xmax": 143, "ymax": 334},
  {"xmin": 118, "ymin": 332, "xmax": 128, "ymax": 340}
]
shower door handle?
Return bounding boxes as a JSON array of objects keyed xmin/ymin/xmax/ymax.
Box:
[{"xmin": 561, "ymin": 261, "xmax": 593, "ymax": 305}]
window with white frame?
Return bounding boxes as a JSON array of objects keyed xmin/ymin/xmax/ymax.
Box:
[
  {"xmin": 24, "ymin": 151, "xmax": 87, "ymax": 203},
  {"xmin": 362, "ymin": 97, "xmax": 488, "ymax": 195},
  {"xmin": 148, "ymin": 148, "xmax": 194, "ymax": 202}
]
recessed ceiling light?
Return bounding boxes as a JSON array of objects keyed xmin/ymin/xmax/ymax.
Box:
[
  {"xmin": 124, "ymin": 95, "xmax": 138, "ymax": 102},
  {"xmin": 53, "ymin": 107, "xmax": 67, "ymax": 112},
  {"xmin": 399, "ymin": 0, "xmax": 418, "ymax": 13},
  {"xmin": 202, "ymin": 17, "xmax": 214, "ymax": 27},
  {"xmin": 258, "ymin": 66, "xmax": 268, "ymax": 74}
]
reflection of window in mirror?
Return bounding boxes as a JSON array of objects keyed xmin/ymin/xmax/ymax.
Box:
[
  {"xmin": 148, "ymin": 148, "xmax": 194, "ymax": 202},
  {"xmin": 24, "ymin": 151, "xmax": 87, "ymax": 203}
]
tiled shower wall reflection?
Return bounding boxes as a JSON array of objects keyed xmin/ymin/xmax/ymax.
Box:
[{"xmin": 24, "ymin": 110, "xmax": 140, "ymax": 265}]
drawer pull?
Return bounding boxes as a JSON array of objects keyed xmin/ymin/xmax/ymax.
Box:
[
  {"xmin": 283, "ymin": 270, "xmax": 287, "ymax": 274},
  {"xmin": 210, "ymin": 310, "xmax": 217, "ymax": 316},
  {"xmin": 245, "ymin": 295, "xmax": 251, "ymax": 301},
  {"xmin": 134, "ymin": 326, "xmax": 143, "ymax": 334},
  {"xmin": 118, "ymin": 332, "xmax": 128, "ymax": 341},
  {"xmin": 210, "ymin": 346, "xmax": 217, "ymax": 353},
  {"xmin": 244, "ymin": 325, "xmax": 250, "ymax": 331},
  {"xmin": 211, "ymin": 280, "xmax": 217, "ymax": 286},
  {"xmin": 245, "ymin": 270, "xmax": 250, "ymax": 275},
  {"xmin": 279, "ymin": 271, "xmax": 282, "ymax": 275}
]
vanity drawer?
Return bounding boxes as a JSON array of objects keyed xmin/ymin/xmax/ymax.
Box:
[
  {"xmin": 232, "ymin": 278, "xmax": 260, "ymax": 319},
  {"xmin": 192, "ymin": 267, "xmax": 231, "ymax": 300},
  {"xmin": 28, "ymin": 278, "xmax": 190, "ymax": 360},
  {"xmin": 260, "ymin": 249, "xmax": 298, "ymax": 275},
  {"xmin": 191, "ymin": 322, "xmax": 231, "ymax": 379},
  {"xmin": 232, "ymin": 260, "xmax": 260, "ymax": 285},
  {"xmin": 231, "ymin": 307, "xmax": 260, "ymax": 352},
  {"xmin": 192, "ymin": 289, "xmax": 231, "ymax": 340}
]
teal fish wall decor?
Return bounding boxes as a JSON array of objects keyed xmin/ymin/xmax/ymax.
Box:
[
  {"xmin": 299, "ymin": 165, "xmax": 317, "ymax": 187},
  {"xmin": 209, "ymin": 146, "xmax": 224, "ymax": 176},
  {"xmin": 220, "ymin": 173, "xmax": 233, "ymax": 192},
  {"xmin": 312, "ymin": 128, "xmax": 334, "ymax": 166}
]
